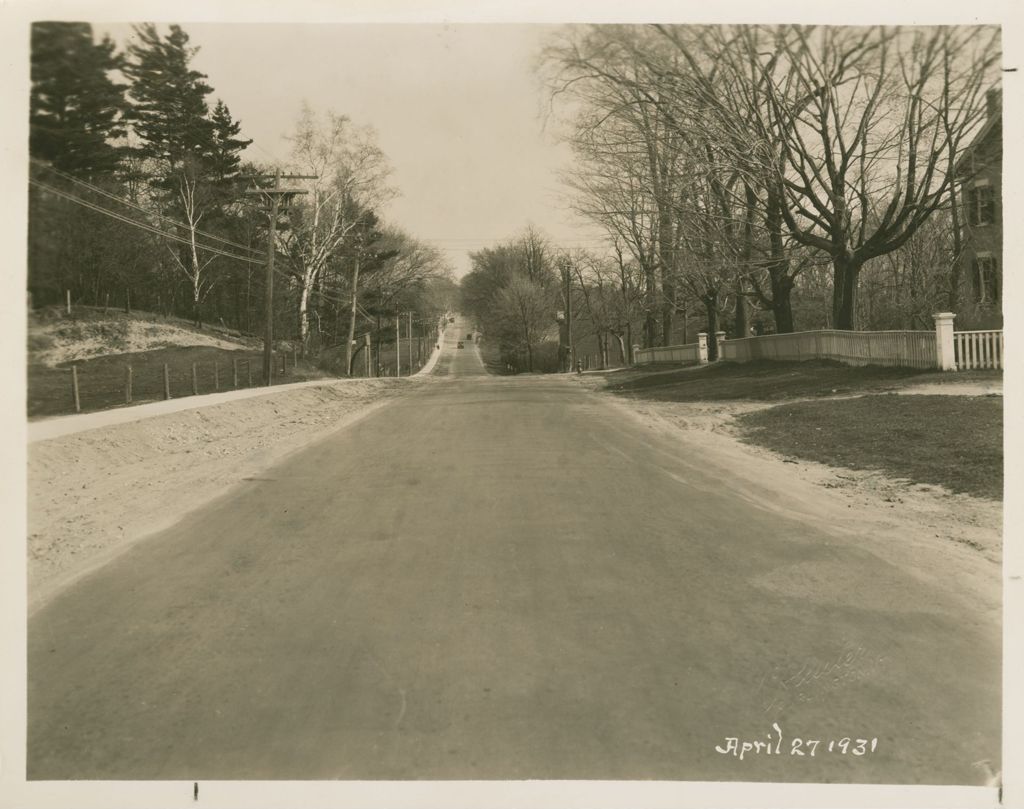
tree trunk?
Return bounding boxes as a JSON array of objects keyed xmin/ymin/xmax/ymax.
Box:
[
  {"xmin": 832, "ymin": 255, "xmax": 862, "ymax": 330},
  {"xmin": 734, "ymin": 279, "xmax": 747, "ymax": 339},
  {"xmin": 947, "ymin": 181, "xmax": 964, "ymax": 312},
  {"xmin": 616, "ymin": 333, "xmax": 626, "ymax": 366},
  {"xmin": 761, "ymin": 190, "xmax": 796, "ymax": 334},
  {"xmin": 374, "ymin": 314, "xmax": 382, "ymax": 377},
  {"xmin": 661, "ymin": 281, "xmax": 675, "ymax": 347},
  {"xmin": 643, "ymin": 259, "xmax": 658, "ymax": 348},
  {"xmin": 704, "ymin": 295, "xmax": 719, "ymax": 361},
  {"xmin": 298, "ymin": 282, "xmax": 311, "ymax": 353},
  {"xmin": 344, "ymin": 258, "xmax": 361, "ymax": 376},
  {"xmin": 770, "ymin": 267, "xmax": 795, "ymax": 333}
]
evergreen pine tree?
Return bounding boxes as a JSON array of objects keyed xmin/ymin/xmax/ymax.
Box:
[
  {"xmin": 30, "ymin": 22, "xmax": 127, "ymax": 176},
  {"xmin": 122, "ymin": 23, "xmax": 253, "ymax": 324},
  {"xmin": 209, "ymin": 100, "xmax": 252, "ymax": 186},
  {"xmin": 123, "ymin": 23, "xmax": 215, "ymax": 177}
]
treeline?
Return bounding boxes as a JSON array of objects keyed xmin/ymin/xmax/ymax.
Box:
[
  {"xmin": 460, "ymin": 227, "xmax": 640, "ymax": 373},
  {"xmin": 28, "ymin": 22, "xmax": 455, "ymax": 371},
  {"xmin": 536, "ymin": 24, "xmax": 1001, "ymax": 345}
]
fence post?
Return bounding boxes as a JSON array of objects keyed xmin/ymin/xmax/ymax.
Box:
[
  {"xmin": 698, "ymin": 333, "xmax": 709, "ymax": 364},
  {"xmin": 163, "ymin": 363, "xmax": 171, "ymax": 400},
  {"xmin": 715, "ymin": 331, "xmax": 726, "ymax": 362},
  {"xmin": 233, "ymin": 358, "xmax": 239, "ymax": 388},
  {"xmin": 71, "ymin": 365, "xmax": 81, "ymax": 413},
  {"xmin": 214, "ymin": 362, "xmax": 219, "ymax": 391},
  {"xmin": 66, "ymin": 290, "xmax": 71, "ymax": 316},
  {"xmin": 933, "ymin": 312, "xmax": 957, "ymax": 371},
  {"xmin": 125, "ymin": 364, "xmax": 133, "ymax": 404},
  {"xmin": 281, "ymin": 353, "xmax": 287, "ymax": 376},
  {"xmin": 191, "ymin": 363, "xmax": 198, "ymax": 395},
  {"xmin": 247, "ymin": 360, "xmax": 253, "ymax": 387},
  {"xmin": 632, "ymin": 344, "xmax": 641, "ymax": 366}
]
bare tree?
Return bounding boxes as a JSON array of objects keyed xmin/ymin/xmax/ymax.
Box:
[
  {"xmin": 282, "ymin": 103, "xmax": 394, "ymax": 351},
  {"xmin": 545, "ymin": 24, "xmax": 1000, "ymax": 333},
  {"xmin": 493, "ymin": 275, "xmax": 557, "ymax": 372},
  {"xmin": 565, "ymin": 248, "xmax": 643, "ymax": 367},
  {"xmin": 542, "ymin": 26, "xmax": 691, "ymax": 347},
  {"xmin": 697, "ymin": 25, "xmax": 1000, "ymax": 330}
]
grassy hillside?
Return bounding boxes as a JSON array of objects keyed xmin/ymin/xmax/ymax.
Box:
[{"xmin": 27, "ymin": 307, "xmax": 330, "ymax": 419}]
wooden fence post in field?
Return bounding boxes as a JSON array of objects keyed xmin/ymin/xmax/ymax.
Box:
[
  {"xmin": 66, "ymin": 290, "xmax": 71, "ymax": 316},
  {"xmin": 247, "ymin": 360, "xmax": 253, "ymax": 388},
  {"xmin": 214, "ymin": 362, "xmax": 219, "ymax": 391},
  {"xmin": 191, "ymin": 363, "xmax": 198, "ymax": 395},
  {"xmin": 104, "ymin": 292, "xmax": 109, "ymax": 313},
  {"xmin": 71, "ymin": 365, "xmax": 81, "ymax": 413},
  {"xmin": 233, "ymin": 358, "xmax": 239, "ymax": 388},
  {"xmin": 282, "ymin": 353, "xmax": 287, "ymax": 376},
  {"xmin": 125, "ymin": 364, "xmax": 133, "ymax": 404},
  {"xmin": 293, "ymin": 348, "xmax": 298, "ymax": 369},
  {"xmin": 163, "ymin": 364, "xmax": 171, "ymax": 400}
]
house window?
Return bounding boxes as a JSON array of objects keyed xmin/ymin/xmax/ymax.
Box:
[
  {"xmin": 972, "ymin": 255, "xmax": 999, "ymax": 304},
  {"xmin": 966, "ymin": 184, "xmax": 996, "ymax": 226}
]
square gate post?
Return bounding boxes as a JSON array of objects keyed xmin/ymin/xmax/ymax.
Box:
[{"xmin": 933, "ymin": 312, "xmax": 957, "ymax": 371}]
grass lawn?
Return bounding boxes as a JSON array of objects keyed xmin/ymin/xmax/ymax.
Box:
[
  {"xmin": 736, "ymin": 394, "xmax": 1003, "ymax": 500},
  {"xmin": 602, "ymin": 359, "xmax": 1001, "ymax": 402},
  {"xmin": 28, "ymin": 346, "xmax": 331, "ymax": 419}
]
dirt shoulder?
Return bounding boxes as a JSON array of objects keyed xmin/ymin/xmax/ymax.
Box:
[
  {"xmin": 28, "ymin": 378, "xmax": 412, "ymax": 613},
  {"xmin": 578, "ymin": 367, "xmax": 1002, "ymax": 593}
]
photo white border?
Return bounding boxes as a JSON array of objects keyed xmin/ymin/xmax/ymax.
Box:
[{"xmin": 1, "ymin": 1, "xmax": 1019, "ymax": 808}]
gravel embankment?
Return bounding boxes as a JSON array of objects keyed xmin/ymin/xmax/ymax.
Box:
[{"xmin": 28, "ymin": 378, "xmax": 410, "ymax": 610}]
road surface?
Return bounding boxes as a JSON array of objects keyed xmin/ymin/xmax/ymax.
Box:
[{"xmin": 28, "ymin": 316, "xmax": 1000, "ymax": 783}]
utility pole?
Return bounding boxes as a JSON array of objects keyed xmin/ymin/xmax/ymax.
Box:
[
  {"xmin": 395, "ymin": 314, "xmax": 402, "ymax": 377},
  {"xmin": 407, "ymin": 312, "xmax": 413, "ymax": 366},
  {"xmin": 560, "ymin": 257, "xmax": 574, "ymax": 372},
  {"xmin": 245, "ymin": 169, "xmax": 315, "ymax": 386}
]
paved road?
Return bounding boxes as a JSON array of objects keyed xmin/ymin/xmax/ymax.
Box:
[{"xmin": 28, "ymin": 317, "xmax": 1000, "ymax": 782}]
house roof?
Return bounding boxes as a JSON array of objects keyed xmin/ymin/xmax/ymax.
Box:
[{"xmin": 955, "ymin": 106, "xmax": 1002, "ymax": 178}]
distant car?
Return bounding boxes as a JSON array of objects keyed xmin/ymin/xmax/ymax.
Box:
[{"xmin": 457, "ymin": 341, "xmax": 464, "ymax": 349}]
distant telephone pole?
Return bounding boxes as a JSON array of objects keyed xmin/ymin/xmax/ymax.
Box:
[
  {"xmin": 245, "ymin": 169, "xmax": 315, "ymax": 386},
  {"xmin": 560, "ymin": 257, "xmax": 574, "ymax": 372},
  {"xmin": 395, "ymin": 314, "xmax": 401, "ymax": 377}
]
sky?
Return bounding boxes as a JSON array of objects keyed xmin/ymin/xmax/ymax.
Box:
[{"xmin": 97, "ymin": 22, "xmax": 609, "ymax": 278}]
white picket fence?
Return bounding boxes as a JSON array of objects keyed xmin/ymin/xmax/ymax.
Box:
[
  {"xmin": 633, "ymin": 343, "xmax": 701, "ymax": 365},
  {"xmin": 720, "ymin": 329, "xmax": 938, "ymax": 369},
  {"xmin": 632, "ymin": 316, "xmax": 1004, "ymax": 372},
  {"xmin": 954, "ymin": 329, "xmax": 1004, "ymax": 370}
]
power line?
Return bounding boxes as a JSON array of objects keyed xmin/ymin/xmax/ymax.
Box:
[
  {"xmin": 30, "ymin": 159, "xmax": 265, "ymax": 257},
  {"xmin": 29, "ymin": 178, "xmax": 265, "ymax": 265},
  {"xmin": 248, "ymin": 138, "xmax": 286, "ymax": 166}
]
